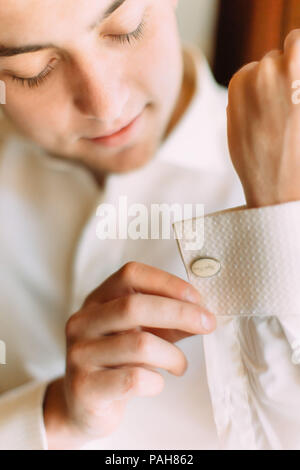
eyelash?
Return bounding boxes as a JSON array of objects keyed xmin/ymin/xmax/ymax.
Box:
[
  {"xmin": 11, "ymin": 63, "xmax": 56, "ymax": 89},
  {"xmin": 10, "ymin": 19, "xmax": 146, "ymax": 89},
  {"xmin": 109, "ymin": 18, "xmax": 146, "ymax": 45}
]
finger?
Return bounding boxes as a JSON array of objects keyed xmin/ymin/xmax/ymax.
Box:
[
  {"xmin": 141, "ymin": 325, "xmax": 196, "ymax": 344},
  {"xmin": 283, "ymin": 29, "xmax": 300, "ymax": 75},
  {"xmin": 84, "ymin": 261, "xmax": 202, "ymax": 306},
  {"xmin": 284, "ymin": 28, "xmax": 300, "ymax": 57},
  {"xmin": 71, "ymin": 293, "xmax": 216, "ymax": 339},
  {"xmin": 263, "ymin": 49, "xmax": 282, "ymax": 59},
  {"xmin": 71, "ymin": 330, "xmax": 188, "ymax": 377},
  {"xmin": 238, "ymin": 61, "xmax": 259, "ymax": 73},
  {"xmin": 228, "ymin": 61, "xmax": 258, "ymax": 104},
  {"xmin": 85, "ymin": 366, "xmax": 165, "ymax": 402},
  {"xmin": 230, "ymin": 61, "xmax": 258, "ymax": 83}
]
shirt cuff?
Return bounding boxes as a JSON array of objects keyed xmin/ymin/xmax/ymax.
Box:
[
  {"xmin": 0, "ymin": 381, "xmax": 49, "ymax": 450},
  {"xmin": 173, "ymin": 200, "xmax": 300, "ymax": 346},
  {"xmin": 173, "ymin": 200, "xmax": 300, "ymax": 450}
]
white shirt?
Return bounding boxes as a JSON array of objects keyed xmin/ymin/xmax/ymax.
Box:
[{"xmin": 0, "ymin": 44, "xmax": 299, "ymax": 450}]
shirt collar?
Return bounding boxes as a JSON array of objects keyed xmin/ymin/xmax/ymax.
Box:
[{"xmin": 154, "ymin": 43, "xmax": 230, "ymax": 174}]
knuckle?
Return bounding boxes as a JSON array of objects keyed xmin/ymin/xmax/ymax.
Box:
[
  {"xmin": 122, "ymin": 367, "xmax": 141, "ymax": 394},
  {"xmin": 70, "ymin": 370, "xmax": 87, "ymax": 401},
  {"xmin": 177, "ymin": 301, "xmax": 187, "ymax": 326},
  {"xmin": 65, "ymin": 312, "xmax": 81, "ymax": 342},
  {"xmin": 256, "ymin": 64, "xmax": 272, "ymax": 89},
  {"xmin": 67, "ymin": 342, "xmax": 84, "ymax": 368},
  {"xmin": 228, "ymin": 71, "xmax": 240, "ymax": 94},
  {"xmin": 263, "ymin": 49, "xmax": 281, "ymax": 59},
  {"xmin": 177, "ymin": 285, "xmax": 189, "ymax": 300},
  {"xmin": 228, "ymin": 70, "xmax": 247, "ymax": 100},
  {"xmin": 229, "ymin": 61, "xmax": 258, "ymax": 87},
  {"xmin": 285, "ymin": 29, "xmax": 300, "ymax": 50},
  {"xmin": 284, "ymin": 30, "xmax": 300, "ymax": 69},
  {"xmin": 163, "ymin": 271, "xmax": 178, "ymax": 290},
  {"xmin": 255, "ymin": 58, "xmax": 278, "ymax": 91},
  {"xmin": 120, "ymin": 294, "xmax": 140, "ymax": 323},
  {"xmin": 258, "ymin": 56, "xmax": 277, "ymax": 76},
  {"xmin": 133, "ymin": 331, "xmax": 153, "ymax": 357},
  {"xmin": 259, "ymin": 55, "xmax": 271, "ymax": 70},
  {"xmin": 120, "ymin": 261, "xmax": 140, "ymax": 282}
]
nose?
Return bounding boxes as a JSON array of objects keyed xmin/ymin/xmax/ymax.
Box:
[{"xmin": 72, "ymin": 54, "xmax": 130, "ymax": 124}]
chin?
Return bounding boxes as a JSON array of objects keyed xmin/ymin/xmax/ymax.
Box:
[
  {"xmin": 94, "ymin": 143, "xmax": 157, "ymax": 174},
  {"xmin": 46, "ymin": 109, "xmax": 167, "ymax": 175},
  {"xmin": 79, "ymin": 128, "xmax": 162, "ymax": 175}
]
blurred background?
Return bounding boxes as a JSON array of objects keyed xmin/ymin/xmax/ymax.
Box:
[
  {"xmin": 177, "ymin": 0, "xmax": 300, "ymax": 86},
  {"xmin": 177, "ymin": 0, "xmax": 218, "ymax": 65}
]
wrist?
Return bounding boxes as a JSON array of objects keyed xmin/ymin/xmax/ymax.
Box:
[{"xmin": 244, "ymin": 186, "xmax": 300, "ymax": 209}]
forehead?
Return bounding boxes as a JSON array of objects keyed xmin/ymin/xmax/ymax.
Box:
[{"xmin": 0, "ymin": 0, "xmax": 111, "ymax": 46}]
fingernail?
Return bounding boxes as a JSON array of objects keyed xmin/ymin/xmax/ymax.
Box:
[
  {"xmin": 201, "ymin": 313, "xmax": 216, "ymax": 332},
  {"xmin": 184, "ymin": 288, "xmax": 200, "ymax": 304}
]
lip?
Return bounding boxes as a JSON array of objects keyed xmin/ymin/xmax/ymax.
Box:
[{"xmin": 86, "ymin": 110, "xmax": 144, "ymax": 148}]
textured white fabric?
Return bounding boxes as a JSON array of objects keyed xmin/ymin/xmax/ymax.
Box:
[
  {"xmin": 174, "ymin": 202, "xmax": 300, "ymax": 319},
  {"xmin": 173, "ymin": 202, "xmax": 300, "ymax": 450}
]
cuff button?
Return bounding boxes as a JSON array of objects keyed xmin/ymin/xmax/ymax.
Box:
[
  {"xmin": 291, "ymin": 340, "xmax": 300, "ymax": 365},
  {"xmin": 191, "ymin": 258, "xmax": 221, "ymax": 278}
]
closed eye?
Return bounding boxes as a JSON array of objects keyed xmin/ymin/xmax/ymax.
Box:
[
  {"xmin": 10, "ymin": 62, "xmax": 56, "ymax": 89},
  {"xmin": 108, "ymin": 18, "xmax": 146, "ymax": 45},
  {"xmin": 10, "ymin": 18, "xmax": 146, "ymax": 90}
]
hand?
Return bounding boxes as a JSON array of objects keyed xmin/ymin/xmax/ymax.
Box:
[
  {"xmin": 227, "ymin": 29, "xmax": 300, "ymax": 208},
  {"xmin": 43, "ymin": 262, "xmax": 216, "ymax": 450}
]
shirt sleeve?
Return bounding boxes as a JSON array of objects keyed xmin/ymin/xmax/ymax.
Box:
[
  {"xmin": 0, "ymin": 381, "xmax": 49, "ymax": 450},
  {"xmin": 173, "ymin": 200, "xmax": 300, "ymax": 450}
]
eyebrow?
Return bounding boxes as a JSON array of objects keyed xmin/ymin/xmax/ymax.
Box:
[
  {"xmin": 89, "ymin": 0, "xmax": 127, "ymax": 30},
  {"xmin": 0, "ymin": 0, "xmax": 127, "ymax": 58}
]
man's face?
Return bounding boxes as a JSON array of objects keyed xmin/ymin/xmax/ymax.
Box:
[{"xmin": 0, "ymin": 0, "xmax": 183, "ymax": 175}]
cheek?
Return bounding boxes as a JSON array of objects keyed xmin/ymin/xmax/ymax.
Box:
[
  {"xmin": 3, "ymin": 87, "xmax": 69, "ymax": 145},
  {"xmin": 134, "ymin": 8, "xmax": 182, "ymax": 108}
]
